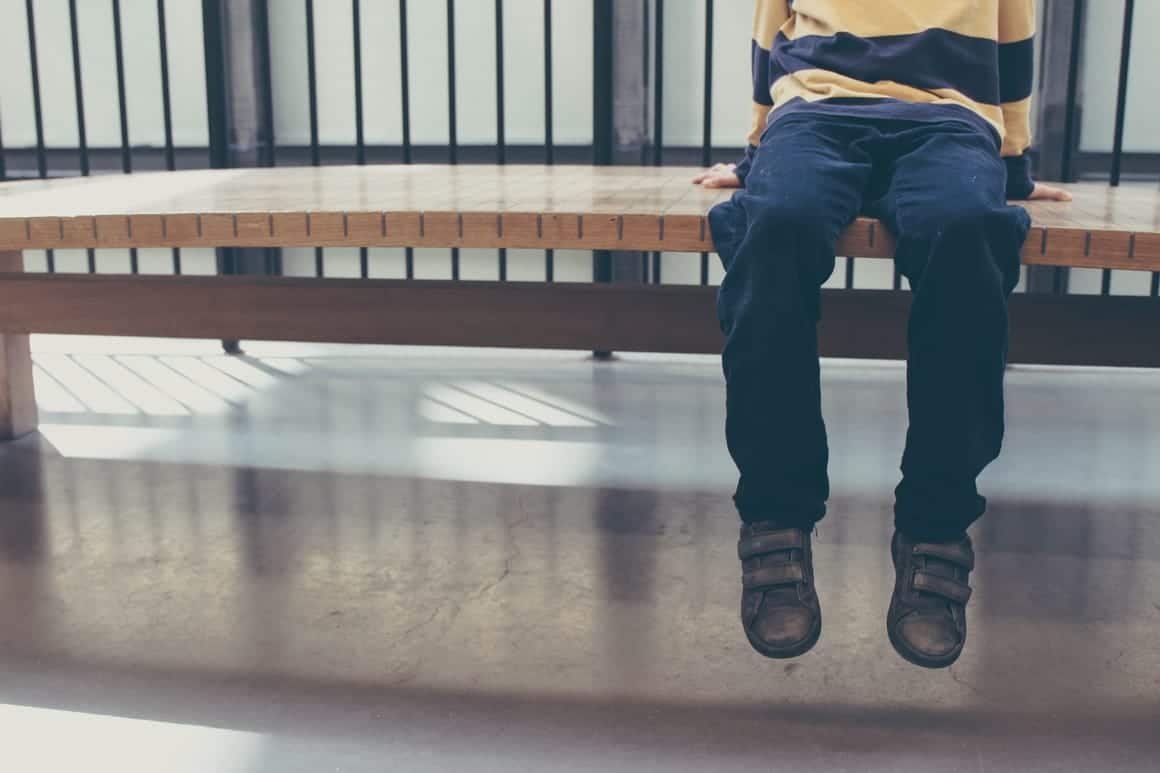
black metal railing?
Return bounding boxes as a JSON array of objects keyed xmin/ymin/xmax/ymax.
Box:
[{"xmin": 0, "ymin": 0, "xmax": 1154, "ymax": 298}]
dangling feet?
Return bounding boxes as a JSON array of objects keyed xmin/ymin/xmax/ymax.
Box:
[
  {"xmin": 887, "ymin": 531, "xmax": 974, "ymax": 669},
  {"xmin": 738, "ymin": 523, "xmax": 821, "ymax": 659}
]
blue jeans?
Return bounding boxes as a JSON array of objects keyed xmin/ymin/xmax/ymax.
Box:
[{"xmin": 709, "ymin": 107, "xmax": 1030, "ymax": 543}]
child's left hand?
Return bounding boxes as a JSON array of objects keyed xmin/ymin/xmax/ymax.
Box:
[
  {"xmin": 1028, "ymin": 183, "xmax": 1072, "ymax": 202},
  {"xmin": 693, "ymin": 164, "xmax": 743, "ymax": 189}
]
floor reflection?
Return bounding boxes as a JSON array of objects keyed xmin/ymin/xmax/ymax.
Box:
[{"xmin": 0, "ymin": 339, "xmax": 1157, "ymax": 771}]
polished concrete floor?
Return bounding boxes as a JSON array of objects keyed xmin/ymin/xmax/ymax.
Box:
[{"xmin": 2, "ymin": 336, "xmax": 1159, "ymax": 772}]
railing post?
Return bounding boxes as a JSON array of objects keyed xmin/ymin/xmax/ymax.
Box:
[
  {"xmin": 1030, "ymin": 0, "xmax": 1087, "ymax": 294},
  {"xmin": 203, "ymin": 0, "xmax": 276, "ymax": 354},
  {"xmin": 593, "ymin": 0, "xmax": 653, "ymax": 359}
]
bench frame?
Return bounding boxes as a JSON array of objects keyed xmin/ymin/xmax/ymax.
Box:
[
  {"xmin": 2, "ymin": 248, "xmax": 1159, "ymax": 443},
  {"xmin": 1, "ymin": 167, "xmax": 1157, "ymax": 442}
]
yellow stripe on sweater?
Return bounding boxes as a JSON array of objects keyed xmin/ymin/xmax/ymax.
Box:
[
  {"xmin": 782, "ymin": 0, "xmax": 1000, "ymax": 42},
  {"xmin": 771, "ymin": 70, "xmax": 1007, "ymax": 137},
  {"xmin": 1000, "ymin": 97, "xmax": 1032, "ymax": 156}
]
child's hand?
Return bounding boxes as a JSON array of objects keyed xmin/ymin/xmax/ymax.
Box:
[
  {"xmin": 693, "ymin": 163, "xmax": 742, "ymax": 189},
  {"xmin": 1028, "ymin": 183, "xmax": 1072, "ymax": 202}
]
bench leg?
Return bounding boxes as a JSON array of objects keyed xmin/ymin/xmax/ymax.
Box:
[{"xmin": 0, "ymin": 252, "xmax": 38, "ymax": 441}]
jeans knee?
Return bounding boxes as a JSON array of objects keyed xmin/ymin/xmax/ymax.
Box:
[
  {"xmin": 902, "ymin": 206, "xmax": 1028, "ymax": 293},
  {"xmin": 747, "ymin": 198, "xmax": 835, "ymax": 245}
]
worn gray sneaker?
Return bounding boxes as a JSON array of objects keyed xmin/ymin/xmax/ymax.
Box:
[
  {"xmin": 887, "ymin": 531, "xmax": 974, "ymax": 669},
  {"xmin": 738, "ymin": 523, "xmax": 821, "ymax": 659}
]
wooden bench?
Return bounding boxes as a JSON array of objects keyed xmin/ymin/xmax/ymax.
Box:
[{"xmin": 0, "ymin": 165, "xmax": 1158, "ymax": 440}]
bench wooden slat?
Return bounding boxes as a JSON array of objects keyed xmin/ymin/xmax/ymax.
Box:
[{"xmin": 0, "ymin": 166, "xmax": 1158, "ymax": 271}]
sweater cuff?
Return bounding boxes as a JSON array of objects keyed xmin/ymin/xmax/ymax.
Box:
[
  {"xmin": 1004, "ymin": 153, "xmax": 1035, "ymax": 200},
  {"xmin": 734, "ymin": 145, "xmax": 758, "ymax": 185}
]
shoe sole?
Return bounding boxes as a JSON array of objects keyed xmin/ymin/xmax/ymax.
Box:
[
  {"xmin": 887, "ymin": 621, "xmax": 963, "ymax": 670},
  {"xmin": 744, "ymin": 612, "xmax": 822, "ymax": 660}
]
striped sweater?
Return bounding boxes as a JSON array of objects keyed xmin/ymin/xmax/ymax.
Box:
[{"xmin": 739, "ymin": 0, "xmax": 1037, "ymax": 197}]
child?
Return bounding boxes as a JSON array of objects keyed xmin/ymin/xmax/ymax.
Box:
[{"xmin": 694, "ymin": 0, "xmax": 1070, "ymax": 668}]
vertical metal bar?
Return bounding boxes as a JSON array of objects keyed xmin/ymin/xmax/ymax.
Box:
[
  {"xmin": 353, "ymin": 0, "xmax": 366, "ymax": 167},
  {"xmin": 644, "ymin": 0, "xmax": 654, "ymax": 295},
  {"xmin": 256, "ymin": 0, "xmax": 280, "ymax": 274},
  {"xmin": 845, "ymin": 257, "xmax": 855, "ymax": 289},
  {"xmin": 111, "ymin": 0, "xmax": 138, "ymax": 273},
  {"xmin": 447, "ymin": 0, "xmax": 460, "ymax": 279},
  {"xmin": 496, "ymin": 0, "xmax": 507, "ymax": 280},
  {"xmin": 592, "ymin": 0, "xmax": 613, "ymax": 166},
  {"xmin": 543, "ymin": 0, "xmax": 554, "ymax": 280},
  {"xmin": 257, "ymin": 0, "xmax": 276, "ymax": 168},
  {"xmin": 1109, "ymin": 0, "xmax": 1134, "ymax": 187},
  {"xmin": 1059, "ymin": 0, "xmax": 1085, "ymax": 183},
  {"xmin": 156, "ymin": 0, "xmax": 182, "ymax": 274},
  {"xmin": 305, "ymin": 0, "xmax": 323, "ymax": 277},
  {"xmin": 112, "ymin": 0, "xmax": 132, "ymax": 175},
  {"xmin": 25, "ymin": 0, "xmax": 53, "ymax": 272},
  {"xmin": 399, "ymin": 0, "xmax": 413, "ymax": 166},
  {"xmin": 699, "ymin": 0, "xmax": 714, "ymax": 285},
  {"xmin": 398, "ymin": 0, "xmax": 414, "ymax": 278},
  {"xmin": 68, "ymin": 1, "xmax": 89, "ymax": 178},
  {"xmin": 700, "ymin": 0, "xmax": 714, "ymax": 169},
  {"xmin": 495, "ymin": 0, "xmax": 506, "ymax": 166},
  {"xmin": 649, "ymin": 0, "xmax": 664, "ymax": 283},
  {"xmin": 203, "ymin": 0, "xmax": 230, "ymax": 171},
  {"xmin": 202, "ymin": 0, "xmax": 241, "ymax": 352},
  {"xmin": 447, "ymin": 0, "xmax": 459, "ymax": 165},
  {"xmin": 157, "ymin": 2, "xmax": 177, "ymax": 173},
  {"xmin": 1103, "ymin": 0, "xmax": 1135, "ymax": 295},
  {"xmin": 353, "ymin": 0, "xmax": 369, "ymax": 278},
  {"xmin": 592, "ymin": 0, "xmax": 613, "ymax": 297},
  {"xmin": 544, "ymin": 0, "xmax": 554, "ymax": 165},
  {"xmin": 24, "ymin": 0, "xmax": 47, "ymax": 180},
  {"xmin": 67, "ymin": 0, "xmax": 97, "ymax": 273},
  {"xmin": 305, "ymin": 0, "xmax": 321, "ymax": 167},
  {"xmin": 653, "ymin": 0, "xmax": 664, "ymax": 166}
]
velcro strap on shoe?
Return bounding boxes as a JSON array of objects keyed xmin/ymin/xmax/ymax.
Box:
[
  {"xmin": 743, "ymin": 563, "xmax": 804, "ymax": 590},
  {"xmin": 913, "ymin": 542, "xmax": 975, "ymax": 571},
  {"xmin": 913, "ymin": 570, "xmax": 972, "ymax": 605},
  {"xmin": 738, "ymin": 529, "xmax": 804, "ymax": 561}
]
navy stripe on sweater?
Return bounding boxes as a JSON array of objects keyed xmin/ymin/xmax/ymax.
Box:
[
  {"xmin": 751, "ymin": 40, "xmax": 775, "ymax": 106},
  {"xmin": 768, "ymin": 28, "xmax": 1003, "ymax": 106},
  {"xmin": 998, "ymin": 37, "xmax": 1034, "ymax": 103}
]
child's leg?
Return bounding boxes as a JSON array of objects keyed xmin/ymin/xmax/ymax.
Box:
[
  {"xmin": 872, "ymin": 123, "xmax": 1030, "ymax": 543},
  {"xmin": 709, "ymin": 115, "xmax": 873, "ymax": 529}
]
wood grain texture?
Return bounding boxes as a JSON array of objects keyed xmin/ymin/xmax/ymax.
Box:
[
  {"xmin": 0, "ymin": 166, "xmax": 1157, "ymax": 270},
  {"xmin": 0, "ymin": 274, "xmax": 1156, "ymax": 367},
  {"xmin": 0, "ymin": 252, "xmax": 38, "ymax": 440}
]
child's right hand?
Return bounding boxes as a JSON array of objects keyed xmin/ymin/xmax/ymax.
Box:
[{"xmin": 692, "ymin": 163, "xmax": 742, "ymax": 189}]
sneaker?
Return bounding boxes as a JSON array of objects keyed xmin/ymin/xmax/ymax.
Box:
[
  {"xmin": 887, "ymin": 531, "xmax": 974, "ymax": 669},
  {"xmin": 738, "ymin": 523, "xmax": 821, "ymax": 659}
]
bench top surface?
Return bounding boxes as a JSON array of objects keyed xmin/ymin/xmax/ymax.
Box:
[
  {"xmin": 1, "ymin": 164, "xmax": 1156, "ymax": 225},
  {"xmin": 0, "ymin": 166, "xmax": 1158, "ymax": 269}
]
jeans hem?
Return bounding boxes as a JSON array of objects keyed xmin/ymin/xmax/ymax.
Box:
[{"xmin": 736, "ymin": 503, "xmax": 826, "ymax": 531}]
